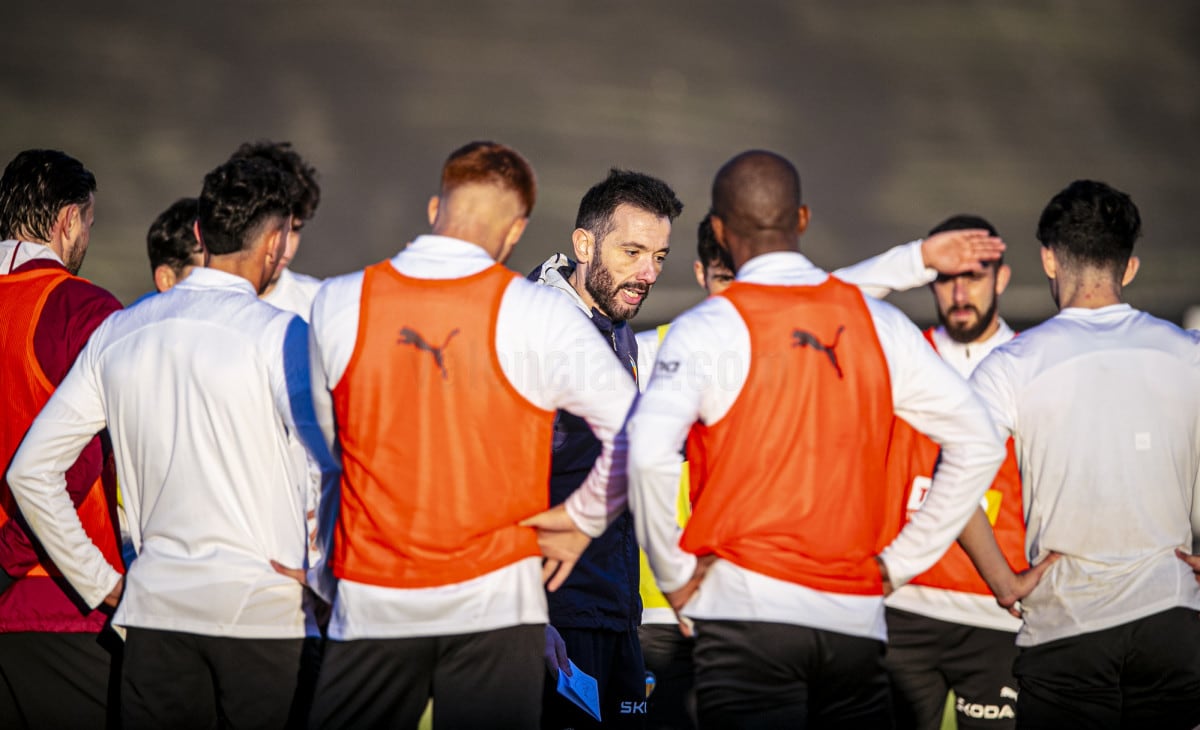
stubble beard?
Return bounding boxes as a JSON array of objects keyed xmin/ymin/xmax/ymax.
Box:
[
  {"xmin": 940, "ymin": 294, "xmax": 999, "ymax": 344},
  {"xmin": 63, "ymin": 244, "xmax": 87, "ymax": 276},
  {"xmin": 584, "ymin": 256, "xmax": 648, "ymax": 323}
]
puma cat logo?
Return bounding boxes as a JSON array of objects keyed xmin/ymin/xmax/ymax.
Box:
[
  {"xmin": 792, "ymin": 325, "xmax": 846, "ymax": 379},
  {"xmin": 398, "ymin": 327, "xmax": 460, "ymax": 380}
]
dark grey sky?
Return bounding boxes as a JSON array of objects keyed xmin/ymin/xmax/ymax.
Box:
[{"xmin": 4, "ymin": 1, "xmax": 1197, "ymax": 327}]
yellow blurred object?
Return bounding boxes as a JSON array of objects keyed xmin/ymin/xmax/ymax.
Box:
[
  {"xmin": 983, "ymin": 489, "xmax": 1002, "ymax": 526},
  {"xmin": 637, "ymin": 467, "xmax": 690, "ymax": 610}
]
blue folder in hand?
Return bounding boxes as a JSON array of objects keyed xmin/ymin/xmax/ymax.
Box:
[{"xmin": 556, "ymin": 659, "xmax": 602, "ymax": 722}]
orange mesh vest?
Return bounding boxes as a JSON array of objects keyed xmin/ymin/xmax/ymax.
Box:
[
  {"xmin": 887, "ymin": 328, "xmax": 1027, "ymax": 594},
  {"xmin": 681, "ymin": 277, "xmax": 901, "ymax": 596},
  {"xmin": 0, "ymin": 268, "xmax": 124, "ymax": 578},
  {"xmin": 331, "ymin": 261, "xmax": 555, "ymax": 588}
]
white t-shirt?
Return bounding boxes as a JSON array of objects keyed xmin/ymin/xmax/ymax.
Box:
[{"xmin": 970, "ymin": 304, "xmax": 1200, "ymax": 646}]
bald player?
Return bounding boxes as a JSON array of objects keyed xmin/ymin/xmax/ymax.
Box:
[
  {"xmin": 633, "ymin": 216, "xmax": 1007, "ymax": 730},
  {"xmin": 629, "ymin": 150, "xmax": 1016, "ymax": 728}
]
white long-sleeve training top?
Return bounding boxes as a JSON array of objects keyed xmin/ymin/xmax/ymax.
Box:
[
  {"xmin": 307, "ymin": 235, "xmax": 637, "ymax": 640},
  {"xmin": 628, "ymin": 251, "xmax": 1005, "ymax": 642},
  {"xmin": 8, "ymin": 267, "xmax": 331, "ymax": 638},
  {"xmin": 969, "ymin": 303, "xmax": 1200, "ymax": 647}
]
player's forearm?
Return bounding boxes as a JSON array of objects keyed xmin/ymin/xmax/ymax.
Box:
[
  {"xmin": 833, "ymin": 240, "xmax": 931, "ymax": 299},
  {"xmin": 6, "ymin": 405, "xmax": 122, "ymax": 608},
  {"xmin": 557, "ymin": 348, "xmax": 638, "ymax": 537},
  {"xmin": 957, "ymin": 507, "xmax": 1021, "ymax": 602},
  {"xmin": 8, "ymin": 457, "xmax": 121, "ymax": 609},
  {"xmin": 627, "ymin": 407, "xmax": 696, "ymax": 593},
  {"xmin": 2, "ymin": 438, "xmax": 112, "ymax": 577},
  {"xmin": 564, "ymin": 425, "xmax": 628, "ymax": 537},
  {"xmin": 881, "ymin": 432, "xmax": 1004, "ymax": 586}
]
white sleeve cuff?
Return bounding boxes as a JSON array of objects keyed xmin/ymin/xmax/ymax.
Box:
[
  {"xmin": 564, "ymin": 490, "xmax": 608, "ymax": 538},
  {"xmin": 907, "ymin": 239, "xmax": 938, "ymax": 283}
]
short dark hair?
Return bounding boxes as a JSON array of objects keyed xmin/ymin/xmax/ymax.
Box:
[
  {"xmin": 229, "ymin": 140, "xmax": 320, "ymax": 221},
  {"xmin": 929, "ymin": 214, "xmax": 998, "ymax": 238},
  {"xmin": 197, "ymin": 158, "xmax": 292, "ymax": 256},
  {"xmin": 575, "ymin": 169, "xmax": 683, "ymax": 243},
  {"xmin": 147, "ymin": 197, "xmax": 200, "ymax": 275},
  {"xmin": 929, "ymin": 214, "xmax": 1002, "ymax": 265},
  {"xmin": 1036, "ymin": 180, "xmax": 1140, "ymax": 277},
  {"xmin": 0, "ymin": 149, "xmax": 96, "ymax": 241},
  {"xmin": 697, "ymin": 215, "xmax": 734, "ymax": 271},
  {"xmin": 441, "ymin": 141, "xmax": 537, "ymax": 217}
]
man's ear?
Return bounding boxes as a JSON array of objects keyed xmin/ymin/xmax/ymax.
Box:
[
  {"xmin": 1122, "ymin": 256, "xmax": 1140, "ymax": 287},
  {"xmin": 193, "ymin": 221, "xmax": 212, "ymax": 267},
  {"xmin": 504, "ymin": 216, "xmax": 528, "ymax": 248},
  {"xmin": 55, "ymin": 203, "xmax": 80, "ymax": 245},
  {"xmin": 995, "ymin": 263, "xmax": 1012, "ymax": 296},
  {"xmin": 571, "ymin": 228, "xmax": 594, "ymax": 263},
  {"xmin": 709, "ymin": 215, "xmax": 728, "ymax": 250},
  {"xmin": 1040, "ymin": 246, "xmax": 1057, "ymax": 280},
  {"xmin": 261, "ymin": 221, "xmax": 286, "ymax": 275},
  {"xmin": 427, "ymin": 195, "xmax": 440, "ymax": 227},
  {"xmin": 693, "ymin": 260, "xmax": 706, "ymax": 289},
  {"xmin": 796, "ymin": 204, "xmax": 810, "ymax": 236},
  {"xmin": 153, "ymin": 265, "xmax": 178, "ymax": 293},
  {"xmin": 66, "ymin": 203, "xmax": 81, "ymax": 234}
]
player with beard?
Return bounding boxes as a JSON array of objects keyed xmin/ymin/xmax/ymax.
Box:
[
  {"xmin": 884, "ymin": 215, "xmax": 1028, "ymax": 730},
  {"xmin": 530, "ymin": 168, "xmax": 681, "ymax": 730},
  {"xmin": 927, "ymin": 216, "xmax": 1013, "ymax": 354},
  {"xmin": 0, "ymin": 148, "xmax": 124, "ymax": 730}
]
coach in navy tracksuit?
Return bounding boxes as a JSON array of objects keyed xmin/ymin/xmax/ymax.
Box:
[{"xmin": 529, "ymin": 168, "xmax": 682, "ymax": 729}]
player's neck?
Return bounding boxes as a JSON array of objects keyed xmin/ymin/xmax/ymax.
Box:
[
  {"xmin": 1054, "ymin": 274, "xmax": 1122, "ymax": 310},
  {"xmin": 259, "ymin": 273, "xmax": 282, "ymax": 298}
]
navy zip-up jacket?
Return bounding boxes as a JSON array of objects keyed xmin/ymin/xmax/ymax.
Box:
[{"xmin": 528, "ymin": 257, "xmax": 642, "ymax": 632}]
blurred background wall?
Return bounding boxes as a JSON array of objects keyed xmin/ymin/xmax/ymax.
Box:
[{"xmin": 3, "ymin": 1, "xmax": 1197, "ymax": 329}]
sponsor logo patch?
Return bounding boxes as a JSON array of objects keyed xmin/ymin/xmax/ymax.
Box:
[
  {"xmin": 957, "ymin": 696, "xmax": 1016, "ymax": 720},
  {"xmin": 620, "ymin": 700, "xmax": 648, "ymax": 714}
]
